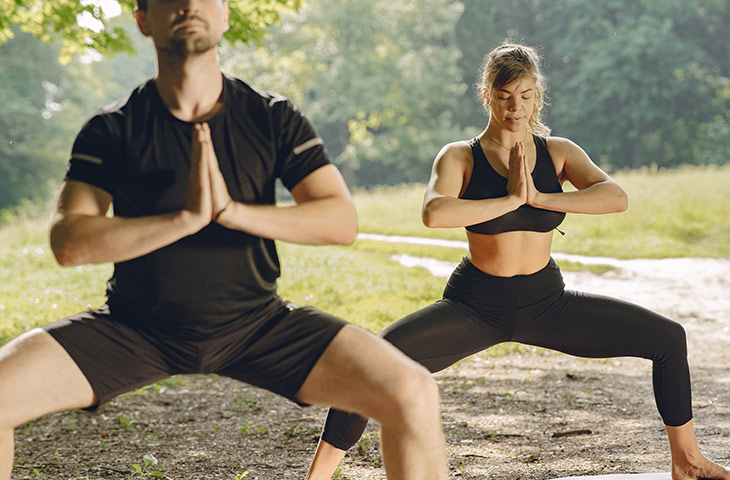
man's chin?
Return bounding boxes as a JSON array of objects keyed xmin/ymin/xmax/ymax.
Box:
[{"xmin": 163, "ymin": 37, "xmax": 218, "ymax": 56}]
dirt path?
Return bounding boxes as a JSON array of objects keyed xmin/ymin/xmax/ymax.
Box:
[{"xmin": 12, "ymin": 237, "xmax": 730, "ymax": 479}]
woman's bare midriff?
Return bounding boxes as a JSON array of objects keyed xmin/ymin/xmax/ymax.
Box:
[{"xmin": 466, "ymin": 230, "xmax": 554, "ymax": 277}]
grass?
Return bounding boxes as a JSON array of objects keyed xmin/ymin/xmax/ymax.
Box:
[
  {"xmin": 553, "ymin": 165, "xmax": 730, "ymax": 258},
  {"xmin": 0, "ymin": 220, "xmax": 445, "ymax": 343},
  {"xmin": 1, "ymin": 164, "xmax": 727, "ymax": 344},
  {"xmin": 353, "ymin": 164, "xmax": 730, "ymax": 259},
  {"xmin": 276, "ymin": 242, "xmax": 444, "ymax": 333},
  {"xmin": 0, "ymin": 217, "xmax": 112, "ymax": 344}
]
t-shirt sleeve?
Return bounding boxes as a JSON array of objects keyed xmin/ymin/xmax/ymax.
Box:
[
  {"xmin": 272, "ymin": 98, "xmax": 331, "ymax": 191},
  {"xmin": 64, "ymin": 114, "xmax": 120, "ymax": 195}
]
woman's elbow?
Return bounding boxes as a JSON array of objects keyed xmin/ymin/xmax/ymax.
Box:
[
  {"xmin": 598, "ymin": 182, "xmax": 628, "ymax": 213},
  {"xmin": 422, "ymin": 208, "xmax": 439, "ymax": 228},
  {"xmin": 422, "ymin": 208, "xmax": 454, "ymax": 229},
  {"xmin": 613, "ymin": 187, "xmax": 629, "ymax": 213}
]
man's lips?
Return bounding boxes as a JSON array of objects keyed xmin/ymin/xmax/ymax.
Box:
[{"xmin": 173, "ymin": 16, "xmax": 206, "ymax": 31}]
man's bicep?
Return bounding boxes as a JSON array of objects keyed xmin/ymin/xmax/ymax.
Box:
[
  {"xmin": 290, "ymin": 164, "xmax": 352, "ymax": 204},
  {"xmin": 55, "ymin": 180, "xmax": 113, "ymax": 217}
]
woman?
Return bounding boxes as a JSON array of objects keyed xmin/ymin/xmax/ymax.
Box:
[{"xmin": 305, "ymin": 43, "xmax": 729, "ymax": 480}]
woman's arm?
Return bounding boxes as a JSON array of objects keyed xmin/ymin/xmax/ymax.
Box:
[
  {"xmin": 527, "ymin": 136, "xmax": 628, "ymax": 214},
  {"xmin": 421, "ymin": 141, "xmax": 525, "ymax": 228}
]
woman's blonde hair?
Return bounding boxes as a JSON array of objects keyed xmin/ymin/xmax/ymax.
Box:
[{"xmin": 477, "ymin": 42, "xmax": 550, "ymax": 135}]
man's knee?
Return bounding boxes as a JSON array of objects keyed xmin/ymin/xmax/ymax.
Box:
[
  {"xmin": 380, "ymin": 362, "xmax": 439, "ymax": 425},
  {"xmin": 0, "ymin": 328, "xmax": 94, "ymax": 428}
]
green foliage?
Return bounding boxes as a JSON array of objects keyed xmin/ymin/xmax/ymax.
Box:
[
  {"xmin": 118, "ymin": 415, "xmax": 133, "ymax": 429},
  {"xmin": 221, "ymin": 0, "xmax": 468, "ymax": 187},
  {"xmin": 0, "ymin": 30, "xmax": 68, "ymax": 210},
  {"xmin": 545, "ymin": 2, "xmax": 722, "ymax": 169},
  {"xmin": 223, "ymin": 0, "xmax": 302, "ymax": 46},
  {"xmin": 0, "ymin": 15, "xmax": 155, "ymax": 213},
  {"xmin": 130, "ymin": 453, "xmax": 164, "ymax": 479},
  {"xmin": 355, "ymin": 432, "xmax": 382, "ymax": 468},
  {"xmin": 454, "ymin": 0, "xmax": 730, "ymax": 171},
  {"xmin": 0, "ymin": 0, "xmax": 302, "ymax": 64},
  {"xmin": 4, "ymin": 0, "xmax": 729, "ymax": 211},
  {"xmin": 0, "ymin": 0, "xmax": 134, "ymax": 64}
]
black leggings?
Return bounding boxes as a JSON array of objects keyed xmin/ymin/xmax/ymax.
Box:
[{"xmin": 321, "ymin": 257, "xmax": 691, "ymax": 450}]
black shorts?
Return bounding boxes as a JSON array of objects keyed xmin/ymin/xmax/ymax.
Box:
[{"xmin": 43, "ymin": 297, "xmax": 347, "ymax": 408}]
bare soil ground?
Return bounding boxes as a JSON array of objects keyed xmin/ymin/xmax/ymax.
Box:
[{"xmin": 12, "ymin": 257, "xmax": 730, "ymax": 480}]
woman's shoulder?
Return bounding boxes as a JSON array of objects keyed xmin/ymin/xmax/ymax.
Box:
[
  {"xmin": 544, "ymin": 135, "xmax": 584, "ymax": 159},
  {"xmin": 436, "ymin": 139, "xmax": 475, "ymax": 162},
  {"xmin": 430, "ymin": 139, "xmax": 476, "ymax": 178}
]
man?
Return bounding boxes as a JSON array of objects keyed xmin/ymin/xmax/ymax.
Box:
[{"xmin": 0, "ymin": 1, "xmax": 448, "ymax": 478}]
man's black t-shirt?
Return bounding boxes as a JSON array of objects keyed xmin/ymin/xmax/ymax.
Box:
[{"xmin": 65, "ymin": 75, "xmax": 330, "ymax": 337}]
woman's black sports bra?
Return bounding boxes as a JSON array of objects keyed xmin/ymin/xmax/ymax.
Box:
[{"xmin": 461, "ymin": 134, "xmax": 566, "ymax": 235}]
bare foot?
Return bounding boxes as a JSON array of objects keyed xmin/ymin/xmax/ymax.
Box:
[{"xmin": 672, "ymin": 455, "xmax": 730, "ymax": 480}]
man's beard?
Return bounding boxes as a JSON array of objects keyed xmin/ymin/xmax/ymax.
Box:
[
  {"xmin": 162, "ymin": 14, "xmax": 220, "ymax": 57},
  {"xmin": 164, "ymin": 34, "xmax": 219, "ymax": 57}
]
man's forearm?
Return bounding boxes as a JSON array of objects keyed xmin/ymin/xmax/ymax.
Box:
[
  {"xmin": 50, "ymin": 210, "xmax": 200, "ymax": 266},
  {"xmin": 216, "ymin": 196, "xmax": 357, "ymax": 246}
]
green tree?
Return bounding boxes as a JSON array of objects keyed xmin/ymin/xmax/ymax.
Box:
[
  {"xmin": 546, "ymin": 5, "xmax": 721, "ymax": 169},
  {"xmin": 222, "ymin": 0, "xmax": 468, "ymax": 186},
  {"xmin": 451, "ymin": 0, "xmax": 730, "ymax": 169},
  {"xmin": 0, "ymin": 1, "xmax": 296, "ymax": 212},
  {"xmin": 0, "ymin": 0, "xmax": 302, "ymax": 63},
  {"xmin": 0, "ymin": 29, "xmax": 69, "ymax": 210},
  {"xmin": 0, "ymin": 14, "xmax": 154, "ymax": 213}
]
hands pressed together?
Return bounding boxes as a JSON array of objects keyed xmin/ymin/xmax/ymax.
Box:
[
  {"xmin": 184, "ymin": 122, "xmax": 233, "ymax": 231},
  {"xmin": 505, "ymin": 141, "xmax": 539, "ymax": 208}
]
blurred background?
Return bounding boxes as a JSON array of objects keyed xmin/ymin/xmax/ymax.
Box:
[{"xmin": 1, "ymin": 0, "xmax": 729, "ymax": 215}]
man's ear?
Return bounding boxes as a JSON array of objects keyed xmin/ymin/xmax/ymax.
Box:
[
  {"xmin": 134, "ymin": 9, "xmax": 152, "ymax": 37},
  {"xmin": 222, "ymin": 2, "xmax": 230, "ymax": 34}
]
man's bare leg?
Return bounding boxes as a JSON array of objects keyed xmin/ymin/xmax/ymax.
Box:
[
  {"xmin": 296, "ymin": 325, "xmax": 447, "ymax": 480},
  {"xmin": 666, "ymin": 420, "xmax": 730, "ymax": 480},
  {"xmin": 0, "ymin": 329, "xmax": 95, "ymax": 480}
]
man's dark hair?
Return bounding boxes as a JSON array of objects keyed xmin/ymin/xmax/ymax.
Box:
[{"xmin": 136, "ymin": 0, "xmax": 147, "ymax": 10}]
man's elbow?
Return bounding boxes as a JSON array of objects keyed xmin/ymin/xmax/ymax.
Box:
[
  {"xmin": 325, "ymin": 200, "xmax": 357, "ymax": 245},
  {"xmin": 50, "ymin": 228, "xmax": 84, "ymax": 266},
  {"xmin": 331, "ymin": 229, "xmax": 357, "ymax": 245},
  {"xmin": 51, "ymin": 242, "xmax": 80, "ymax": 266},
  {"xmin": 331, "ymin": 214, "xmax": 358, "ymax": 245}
]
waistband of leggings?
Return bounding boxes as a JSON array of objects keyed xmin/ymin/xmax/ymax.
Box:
[{"xmin": 444, "ymin": 256, "xmax": 564, "ymax": 305}]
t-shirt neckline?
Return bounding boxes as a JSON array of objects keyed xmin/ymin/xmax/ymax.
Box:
[{"xmin": 148, "ymin": 74, "xmax": 229, "ymax": 127}]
